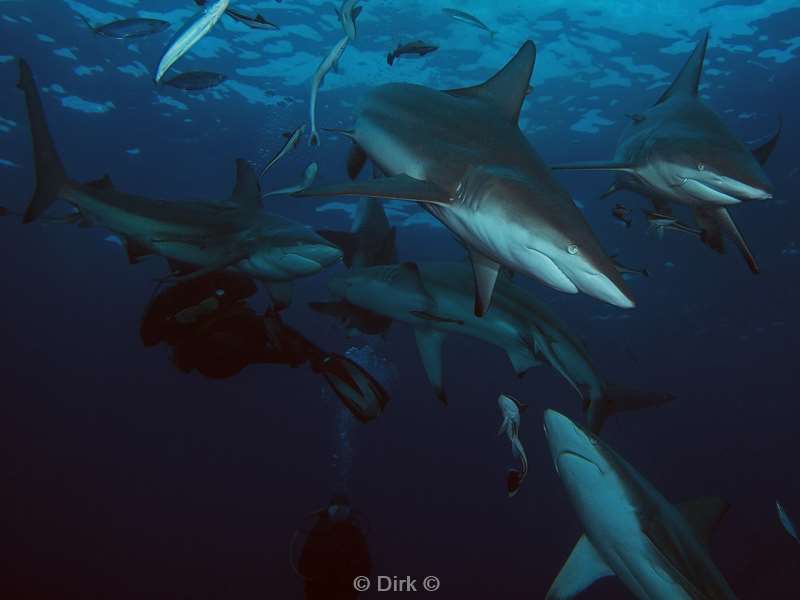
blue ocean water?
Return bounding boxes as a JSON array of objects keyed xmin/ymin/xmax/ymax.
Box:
[{"xmin": 1, "ymin": 1, "xmax": 799, "ymax": 598}]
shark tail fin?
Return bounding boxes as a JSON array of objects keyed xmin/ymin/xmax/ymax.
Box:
[
  {"xmin": 586, "ymin": 383, "xmax": 675, "ymax": 433},
  {"xmin": 17, "ymin": 58, "xmax": 70, "ymax": 223}
]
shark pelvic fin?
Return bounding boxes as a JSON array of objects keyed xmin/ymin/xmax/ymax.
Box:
[
  {"xmin": 17, "ymin": 58, "xmax": 69, "ymax": 223},
  {"xmin": 550, "ymin": 161, "xmax": 635, "ymax": 173},
  {"xmin": 545, "ymin": 535, "xmax": 613, "ymax": 600},
  {"xmin": 445, "ymin": 40, "xmax": 536, "ymax": 124},
  {"xmin": 678, "ymin": 496, "xmax": 730, "ymax": 547},
  {"xmin": 230, "ymin": 159, "xmax": 261, "ymax": 210},
  {"xmin": 655, "ymin": 30, "xmax": 709, "ymax": 105},
  {"xmin": 294, "ymin": 174, "xmax": 451, "ymax": 205},
  {"xmin": 752, "ymin": 113, "xmax": 782, "ymax": 165},
  {"xmin": 414, "ymin": 326, "xmax": 448, "ymax": 405},
  {"xmin": 506, "ymin": 346, "xmax": 541, "ymax": 377},
  {"xmin": 470, "ymin": 250, "xmax": 501, "ymax": 317}
]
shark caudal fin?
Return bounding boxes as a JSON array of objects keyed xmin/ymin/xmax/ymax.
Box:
[
  {"xmin": 17, "ymin": 58, "xmax": 69, "ymax": 223},
  {"xmin": 586, "ymin": 384, "xmax": 675, "ymax": 433},
  {"xmin": 655, "ymin": 30, "xmax": 709, "ymax": 106}
]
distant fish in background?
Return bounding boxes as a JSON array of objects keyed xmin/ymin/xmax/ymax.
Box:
[
  {"xmin": 195, "ymin": 0, "xmax": 280, "ymax": 30},
  {"xmin": 497, "ymin": 394, "xmax": 529, "ymax": 497},
  {"xmin": 442, "ymin": 8, "xmax": 496, "ymax": 41},
  {"xmin": 259, "ymin": 124, "xmax": 305, "ymax": 179},
  {"xmin": 155, "ymin": 0, "xmax": 230, "ymax": 83},
  {"xmin": 387, "ymin": 40, "xmax": 438, "ymax": 66},
  {"xmin": 612, "ymin": 203, "xmax": 632, "ymax": 228},
  {"xmin": 336, "ymin": 0, "xmax": 363, "ymax": 41},
  {"xmin": 309, "ymin": 36, "xmax": 350, "ymax": 146},
  {"xmin": 163, "ymin": 71, "xmax": 227, "ymax": 91},
  {"xmin": 643, "ymin": 209, "xmax": 704, "ymax": 240},
  {"xmin": 264, "ymin": 162, "xmax": 319, "ymax": 196},
  {"xmin": 777, "ymin": 500, "xmax": 800, "ymax": 543},
  {"xmin": 79, "ymin": 16, "xmax": 169, "ymax": 39}
]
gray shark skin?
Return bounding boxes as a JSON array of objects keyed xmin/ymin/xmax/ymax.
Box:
[
  {"xmin": 324, "ymin": 261, "xmax": 671, "ymax": 431},
  {"xmin": 317, "ymin": 198, "xmax": 397, "ymax": 269},
  {"xmin": 15, "ymin": 59, "xmax": 341, "ymax": 292},
  {"xmin": 295, "ymin": 41, "xmax": 634, "ymax": 316},
  {"xmin": 543, "ymin": 409, "xmax": 737, "ymax": 600},
  {"xmin": 552, "ymin": 32, "xmax": 780, "ymax": 274}
]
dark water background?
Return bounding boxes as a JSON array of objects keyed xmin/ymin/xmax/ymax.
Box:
[{"xmin": 1, "ymin": 1, "xmax": 799, "ymax": 598}]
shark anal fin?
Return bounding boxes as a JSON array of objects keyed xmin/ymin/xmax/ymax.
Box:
[
  {"xmin": 445, "ymin": 40, "xmax": 536, "ymax": 124},
  {"xmin": 316, "ymin": 229, "xmax": 358, "ymax": 267},
  {"xmin": 347, "ymin": 143, "xmax": 367, "ymax": 180},
  {"xmin": 678, "ymin": 496, "xmax": 730, "ymax": 547},
  {"xmin": 752, "ymin": 114, "xmax": 782, "ymax": 165},
  {"xmin": 655, "ymin": 30, "xmax": 709, "ymax": 105},
  {"xmin": 469, "ymin": 250, "xmax": 501, "ymax": 317},
  {"xmin": 414, "ymin": 327, "xmax": 448, "ymax": 405},
  {"xmin": 546, "ymin": 535, "xmax": 613, "ymax": 600},
  {"xmin": 294, "ymin": 174, "xmax": 451, "ymax": 205},
  {"xmin": 230, "ymin": 159, "xmax": 261, "ymax": 210}
]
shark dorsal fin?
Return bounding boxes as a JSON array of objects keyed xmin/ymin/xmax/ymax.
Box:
[
  {"xmin": 678, "ymin": 496, "xmax": 730, "ymax": 547},
  {"xmin": 445, "ymin": 40, "xmax": 536, "ymax": 124},
  {"xmin": 752, "ymin": 114, "xmax": 782, "ymax": 165},
  {"xmin": 655, "ymin": 31, "xmax": 709, "ymax": 106},
  {"xmin": 414, "ymin": 327, "xmax": 448, "ymax": 405},
  {"xmin": 230, "ymin": 159, "xmax": 261, "ymax": 210}
]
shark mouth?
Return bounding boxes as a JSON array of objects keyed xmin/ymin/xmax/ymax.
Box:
[{"xmin": 675, "ymin": 177, "xmax": 742, "ymax": 205}]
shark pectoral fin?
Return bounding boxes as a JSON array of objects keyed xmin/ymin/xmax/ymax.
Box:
[
  {"xmin": 347, "ymin": 144, "xmax": 367, "ymax": 180},
  {"xmin": 229, "ymin": 158, "xmax": 262, "ymax": 210},
  {"xmin": 550, "ymin": 161, "xmax": 635, "ymax": 173},
  {"xmin": 695, "ymin": 207, "xmax": 759, "ymax": 273},
  {"xmin": 266, "ymin": 281, "xmax": 293, "ymax": 311},
  {"xmin": 445, "ymin": 40, "xmax": 536, "ymax": 124},
  {"xmin": 294, "ymin": 174, "xmax": 451, "ymax": 205},
  {"xmin": 413, "ymin": 327, "xmax": 448, "ymax": 405},
  {"xmin": 470, "ymin": 251, "xmax": 501, "ymax": 317},
  {"xmin": 751, "ymin": 114, "xmax": 782, "ymax": 165},
  {"xmin": 655, "ymin": 30, "xmax": 709, "ymax": 105},
  {"xmin": 506, "ymin": 346, "xmax": 541, "ymax": 377},
  {"xmin": 677, "ymin": 497, "xmax": 730, "ymax": 547},
  {"xmin": 546, "ymin": 535, "xmax": 613, "ymax": 600},
  {"xmin": 316, "ymin": 229, "xmax": 359, "ymax": 267}
]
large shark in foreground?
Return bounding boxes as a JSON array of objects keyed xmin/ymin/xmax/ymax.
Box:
[
  {"xmin": 552, "ymin": 32, "xmax": 780, "ymax": 274},
  {"xmin": 15, "ymin": 59, "xmax": 341, "ymax": 304},
  {"xmin": 295, "ymin": 41, "xmax": 634, "ymax": 315},
  {"xmin": 544, "ymin": 409, "xmax": 737, "ymax": 599},
  {"xmin": 322, "ymin": 261, "xmax": 671, "ymax": 431}
]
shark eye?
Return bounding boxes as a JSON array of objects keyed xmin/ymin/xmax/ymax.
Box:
[
  {"xmin": 567, "ymin": 244, "xmax": 579, "ymax": 255},
  {"xmin": 697, "ymin": 162, "xmax": 706, "ymax": 171}
]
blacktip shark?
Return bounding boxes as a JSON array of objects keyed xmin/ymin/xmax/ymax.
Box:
[
  {"xmin": 543, "ymin": 409, "xmax": 738, "ymax": 599},
  {"xmin": 497, "ymin": 393, "xmax": 529, "ymax": 497},
  {"xmin": 323, "ymin": 261, "xmax": 671, "ymax": 431},
  {"xmin": 309, "ymin": 36, "xmax": 350, "ymax": 147},
  {"xmin": 552, "ymin": 32, "xmax": 780, "ymax": 274},
  {"xmin": 155, "ymin": 0, "xmax": 229, "ymax": 83},
  {"xmin": 15, "ymin": 59, "xmax": 340, "ymax": 306},
  {"xmin": 259, "ymin": 124, "xmax": 306, "ymax": 179},
  {"xmin": 336, "ymin": 0, "xmax": 363, "ymax": 41},
  {"xmin": 295, "ymin": 41, "xmax": 634, "ymax": 316},
  {"xmin": 776, "ymin": 500, "xmax": 799, "ymax": 543}
]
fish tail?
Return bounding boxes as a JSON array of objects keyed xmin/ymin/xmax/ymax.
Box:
[
  {"xmin": 309, "ymin": 130, "xmax": 320, "ymax": 147},
  {"xmin": 17, "ymin": 58, "xmax": 70, "ymax": 223},
  {"xmin": 588, "ymin": 383, "xmax": 675, "ymax": 433}
]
